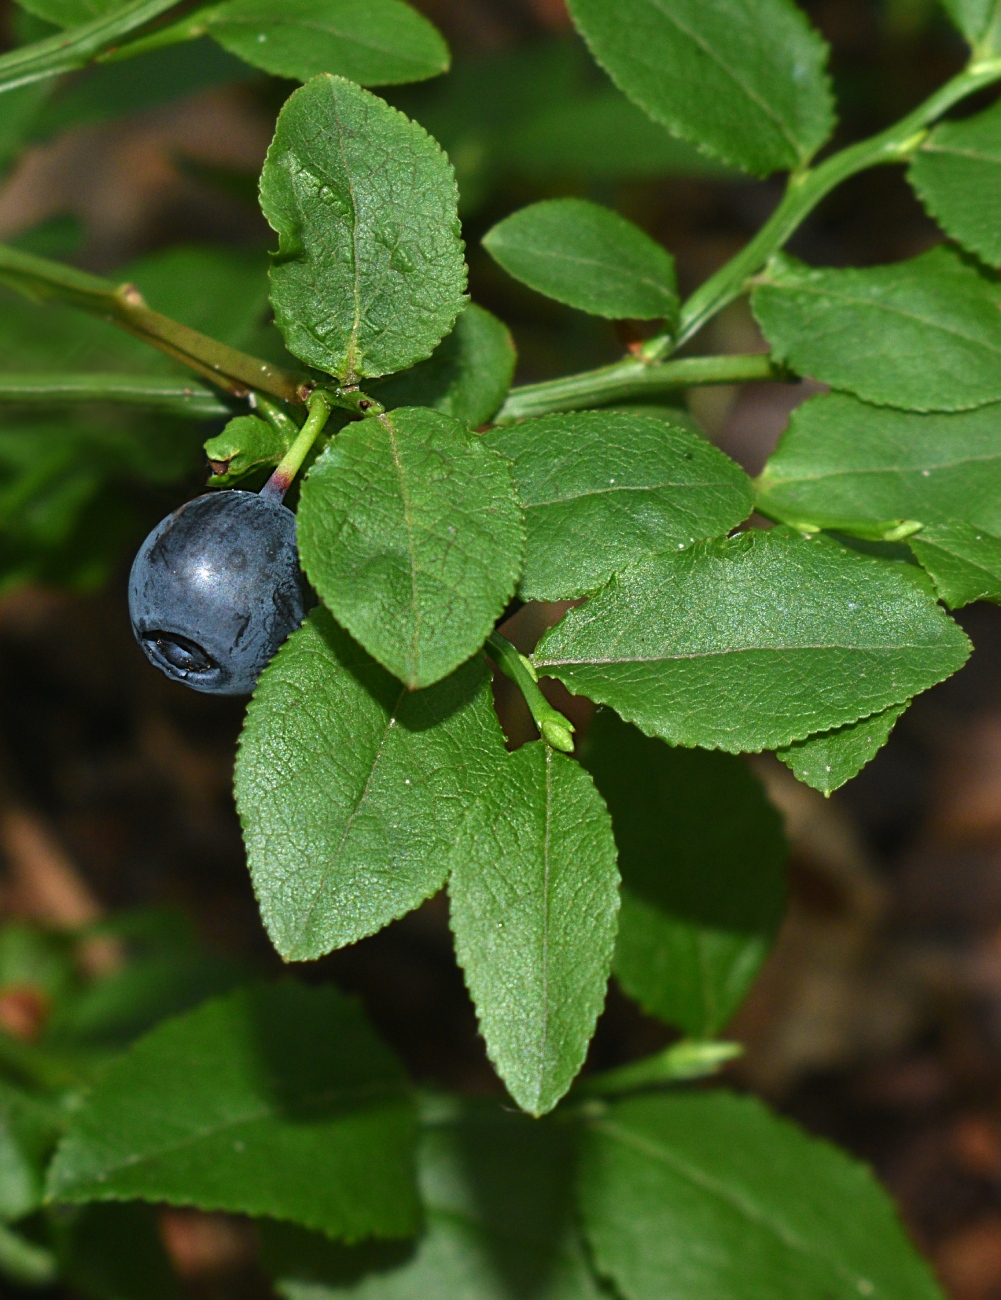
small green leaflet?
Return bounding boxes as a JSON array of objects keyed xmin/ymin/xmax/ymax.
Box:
[
  {"xmin": 298, "ymin": 407, "xmax": 523, "ymax": 690},
  {"xmin": 565, "ymin": 0, "xmax": 835, "ymax": 176},
  {"xmin": 908, "ymin": 522, "xmax": 1001, "ymax": 608},
  {"xmin": 582, "ymin": 711, "xmax": 787, "ymax": 1038},
  {"xmin": 235, "ymin": 611, "xmax": 508, "ymax": 962},
  {"xmin": 909, "ymin": 101, "xmax": 1001, "ymax": 268},
  {"xmin": 484, "ymin": 410, "xmax": 752, "ymax": 601},
  {"xmin": 369, "ymin": 303, "xmax": 516, "ymax": 427},
  {"xmin": 776, "ymin": 703, "xmax": 909, "ymax": 796},
  {"xmin": 942, "ymin": 0, "xmax": 1001, "ymax": 50},
  {"xmin": 0, "ymin": 1081, "xmax": 60, "ymax": 1222},
  {"xmin": 579, "ymin": 1091, "xmax": 944, "ymax": 1300},
  {"xmin": 45, "ymin": 983, "xmax": 419, "ymax": 1241},
  {"xmin": 448, "ymin": 742, "xmax": 620, "ymax": 1117},
  {"xmin": 260, "ymin": 75, "xmax": 467, "ymax": 381},
  {"xmin": 755, "ymin": 393, "xmax": 1001, "ymax": 536},
  {"xmin": 264, "ymin": 1099, "xmax": 605, "ymax": 1299},
  {"xmin": 204, "ymin": 415, "xmax": 293, "ymax": 487},
  {"xmin": 753, "ymin": 247, "xmax": 1001, "ymax": 412},
  {"xmin": 482, "ymin": 198, "xmax": 678, "ymax": 322},
  {"xmin": 534, "ymin": 530, "xmax": 970, "ymax": 753},
  {"xmin": 203, "ymin": 0, "xmax": 449, "ymax": 86}
]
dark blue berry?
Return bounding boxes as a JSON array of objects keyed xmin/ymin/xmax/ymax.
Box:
[{"xmin": 128, "ymin": 491, "xmax": 305, "ymax": 696}]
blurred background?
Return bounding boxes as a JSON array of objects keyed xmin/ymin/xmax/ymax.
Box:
[{"xmin": 3, "ymin": 0, "xmax": 1001, "ymax": 1294}]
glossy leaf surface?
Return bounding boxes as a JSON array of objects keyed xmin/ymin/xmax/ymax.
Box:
[
  {"xmin": 260, "ymin": 75, "xmax": 466, "ymax": 380},
  {"xmin": 535, "ymin": 530, "xmax": 970, "ymax": 752},
  {"xmin": 583, "ymin": 710, "xmax": 786, "ymax": 1037},
  {"xmin": 756, "ymin": 393, "xmax": 1001, "ymax": 535},
  {"xmin": 236, "ymin": 612, "xmax": 507, "ymax": 961},
  {"xmin": 580, "ymin": 1091, "xmax": 944, "ymax": 1300},
  {"xmin": 206, "ymin": 0, "xmax": 449, "ymax": 86},
  {"xmin": 565, "ymin": 0, "xmax": 834, "ymax": 175},
  {"xmin": 483, "ymin": 198, "xmax": 678, "ymax": 321},
  {"xmin": 753, "ymin": 247, "xmax": 1001, "ymax": 412},
  {"xmin": 485, "ymin": 410, "xmax": 752, "ymax": 600},
  {"xmin": 777, "ymin": 703, "xmax": 908, "ymax": 795},
  {"xmin": 449, "ymin": 742, "xmax": 620, "ymax": 1116},
  {"xmin": 46, "ymin": 983, "xmax": 419, "ymax": 1241}
]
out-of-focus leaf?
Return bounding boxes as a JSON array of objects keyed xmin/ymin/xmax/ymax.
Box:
[
  {"xmin": 52, "ymin": 1202, "xmax": 180, "ymax": 1300},
  {"xmin": 582, "ymin": 710, "xmax": 786, "ymax": 1037},
  {"xmin": 46, "ymin": 983, "xmax": 419, "ymax": 1240}
]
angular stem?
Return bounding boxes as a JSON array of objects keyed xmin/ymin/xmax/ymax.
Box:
[
  {"xmin": 261, "ymin": 391, "xmax": 332, "ymax": 502},
  {"xmin": 0, "ymin": 0, "xmax": 183, "ymax": 95},
  {"xmin": 0, "ymin": 372, "xmax": 230, "ymax": 417},
  {"xmin": 495, "ymin": 353, "xmax": 779, "ymax": 425},
  {"xmin": 0, "ymin": 243, "xmax": 304, "ymax": 405},
  {"xmin": 486, "ymin": 632, "xmax": 576, "ymax": 753}
]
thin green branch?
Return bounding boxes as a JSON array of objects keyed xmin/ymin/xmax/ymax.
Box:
[
  {"xmin": 498, "ymin": 54, "xmax": 1001, "ymax": 421},
  {"xmin": 261, "ymin": 390, "xmax": 332, "ymax": 501},
  {"xmin": 487, "ymin": 632, "xmax": 575, "ymax": 753},
  {"xmin": 495, "ymin": 353, "xmax": 779, "ymax": 425},
  {"xmin": 0, "ymin": 243, "xmax": 304, "ymax": 405},
  {"xmin": 0, "ymin": 0, "xmax": 183, "ymax": 95},
  {"xmin": 0, "ymin": 373, "xmax": 230, "ymax": 417}
]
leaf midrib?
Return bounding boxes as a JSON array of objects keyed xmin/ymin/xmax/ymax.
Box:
[
  {"xmin": 591, "ymin": 1117, "xmax": 875, "ymax": 1294},
  {"xmin": 536, "ymin": 641, "xmax": 957, "ymax": 667}
]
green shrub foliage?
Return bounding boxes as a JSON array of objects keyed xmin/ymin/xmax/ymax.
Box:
[{"xmin": 2, "ymin": 0, "xmax": 992, "ymax": 1292}]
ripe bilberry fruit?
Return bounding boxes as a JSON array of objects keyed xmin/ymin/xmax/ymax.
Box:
[{"xmin": 129, "ymin": 490, "xmax": 305, "ymax": 696}]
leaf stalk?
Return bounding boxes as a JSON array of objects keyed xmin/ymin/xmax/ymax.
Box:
[{"xmin": 487, "ymin": 632, "xmax": 576, "ymax": 753}]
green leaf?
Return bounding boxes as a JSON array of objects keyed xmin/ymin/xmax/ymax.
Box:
[
  {"xmin": 0, "ymin": 1081, "xmax": 60, "ymax": 1222},
  {"xmin": 260, "ymin": 75, "xmax": 467, "ymax": 381},
  {"xmin": 755, "ymin": 392, "xmax": 1001, "ymax": 536},
  {"xmin": 564, "ymin": 0, "xmax": 835, "ymax": 176},
  {"xmin": 203, "ymin": 0, "xmax": 449, "ymax": 86},
  {"xmin": 263, "ymin": 1097, "xmax": 605, "ymax": 1299},
  {"xmin": 582, "ymin": 710, "xmax": 786, "ymax": 1037},
  {"xmin": 942, "ymin": 0, "xmax": 1001, "ymax": 50},
  {"xmin": 753, "ymin": 246, "xmax": 1001, "ymax": 412},
  {"xmin": 484, "ymin": 410, "xmax": 752, "ymax": 601},
  {"xmin": 45, "ymin": 982, "xmax": 419, "ymax": 1241},
  {"xmin": 235, "ymin": 610, "xmax": 508, "ymax": 962},
  {"xmin": 448, "ymin": 743, "xmax": 620, "ymax": 1116},
  {"xmin": 534, "ymin": 530, "xmax": 970, "ymax": 753},
  {"xmin": 909, "ymin": 101, "xmax": 1001, "ymax": 267},
  {"xmin": 0, "ymin": 1222, "xmax": 57, "ymax": 1288},
  {"xmin": 482, "ymin": 199, "xmax": 678, "ymax": 322},
  {"xmin": 908, "ymin": 522, "xmax": 1001, "ymax": 608},
  {"xmin": 298, "ymin": 407, "xmax": 523, "ymax": 690},
  {"xmin": 579, "ymin": 1091, "xmax": 943, "ymax": 1300},
  {"xmin": 204, "ymin": 415, "xmax": 294, "ymax": 488},
  {"xmin": 777, "ymin": 703, "xmax": 909, "ymax": 795},
  {"xmin": 369, "ymin": 303, "xmax": 516, "ymax": 427}
]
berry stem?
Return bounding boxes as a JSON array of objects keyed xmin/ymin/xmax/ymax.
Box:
[
  {"xmin": 261, "ymin": 391, "xmax": 333, "ymax": 502},
  {"xmin": 486, "ymin": 632, "xmax": 576, "ymax": 753}
]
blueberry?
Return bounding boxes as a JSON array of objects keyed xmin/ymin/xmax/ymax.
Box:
[{"xmin": 129, "ymin": 490, "xmax": 305, "ymax": 696}]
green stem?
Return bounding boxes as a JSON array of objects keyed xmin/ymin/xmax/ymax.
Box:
[
  {"xmin": 261, "ymin": 390, "xmax": 332, "ymax": 501},
  {"xmin": 98, "ymin": 10, "xmax": 212, "ymax": 62},
  {"xmin": 0, "ymin": 372, "xmax": 230, "ymax": 417},
  {"xmin": 0, "ymin": 243, "xmax": 304, "ymax": 404},
  {"xmin": 0, "ymin": 0, "xmax": 183, "ymax": 95},
  {"xmin": 575, "ymin": 1040, "xmax": 743, "ymax": 1100},
  {"xmin": 495, "ymin": 353, "xmax": 779, "ymax": 424},
  {"xmin": 497, "ymin": 54, "xmax": 1001, "ymax": 420},
  {"xmin": 255, "ymin": 394, "xmax": 304, "ymax": 439},
  {"xmin": 486, "ymin": 632, "xmax": 576, "ymax": 753}
]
